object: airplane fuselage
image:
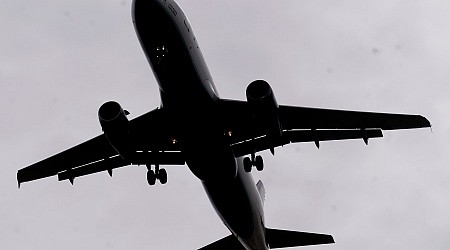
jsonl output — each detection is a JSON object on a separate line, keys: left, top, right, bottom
{"left": 132, "top": 0, "right": 268, "bottom": 249}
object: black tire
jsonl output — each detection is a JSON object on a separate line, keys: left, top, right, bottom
{"left": 147, "top": 170, "right": 156, "bottom": 186}
{"left": 243, "top": 157, "right": 252, "bottom": 172}
{"left": 255, "top": 155, "right": 264, "bottom": 171}
{"left": 159, "top": 168, "right": 168, "bottom": 184}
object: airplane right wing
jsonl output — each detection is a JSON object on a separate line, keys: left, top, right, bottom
{"left": 17, "top": 107, "right": 184, "bottom": 186}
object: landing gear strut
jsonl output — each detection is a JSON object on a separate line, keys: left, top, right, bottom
{"left": 146, "top": 164, "right": 167, "bottom": 185}
{"left": 243, "top": 154, "right": 264, "bottom": 173}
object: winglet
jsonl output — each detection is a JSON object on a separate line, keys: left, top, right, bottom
{"left": 17, "top": 172, "right": 20, "bottom": 189}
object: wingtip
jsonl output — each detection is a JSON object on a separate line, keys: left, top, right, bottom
{"left": 329, "top": 235, "right": 336, "bottom": 243}
{"left": 421, "top": 115, "right": 432, "bottom": 128}
{"left": 17, "top": 171, "right": 22, "bottom": 189}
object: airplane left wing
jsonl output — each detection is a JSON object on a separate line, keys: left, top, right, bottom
{"left": 219, "top": 99, "right": 430, "bottom": 157}
{"left": 278, "top": 105, "right": 431, "bottom": 130}
{"left": 17, "top": 107, "right": 184, "bottom": 186}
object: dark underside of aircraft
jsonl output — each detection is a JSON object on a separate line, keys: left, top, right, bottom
{"left": 17, "top": 0, "right": 431, "bottom": 249}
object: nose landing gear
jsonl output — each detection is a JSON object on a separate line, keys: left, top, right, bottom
{"left": 146, "top": 164, "right": 167, "bottom": 186}
{"left": 243, "top": 154, "right": 264, "bottom": 173}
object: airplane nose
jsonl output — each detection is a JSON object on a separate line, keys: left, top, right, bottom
{"left": 132, "top": 0, "right": 169, "bottom": 27}
{"left": 133, "top": 0, "right": 158, "bottom": 21}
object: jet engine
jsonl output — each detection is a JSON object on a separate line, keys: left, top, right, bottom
{"left": 246, "top": 80, "right": 282, "bottom": 138}
{"left": 98, "top": 101, "right": 132, "bottom": 159}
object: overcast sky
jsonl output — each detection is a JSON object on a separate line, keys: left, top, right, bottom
{"left": 1, "top": 0, "right": 449, "bottom": 249}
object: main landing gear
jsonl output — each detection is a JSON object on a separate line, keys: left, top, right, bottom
{"left": 146, "top": 164, "right": 167, "bottom": 186}
{"left": 243, "top": 154, "right": 264, "bottom": 173}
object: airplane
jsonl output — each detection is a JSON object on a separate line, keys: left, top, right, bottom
{"left": 17, "top": 0, "right": 431, "bottom": 249}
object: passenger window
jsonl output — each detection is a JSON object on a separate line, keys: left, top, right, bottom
{"left": 184, "top": 19, "right": 190, "bottom": 33}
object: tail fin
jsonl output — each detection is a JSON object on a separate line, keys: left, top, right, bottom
{"left": 266, "top": 228, "right": 334, "bottom": 248}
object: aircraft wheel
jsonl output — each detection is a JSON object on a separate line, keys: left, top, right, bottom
{"left": 147, "top": 170, "right": 156, "bottom": 186}
{"left": 255, "top": 155, "right": 264, "bottom": 171}
{"left": 243, "top": 157, "right": 252, "bottom": 172}
{"left": 158, "top": 168, "right": 168, "bottom": 184}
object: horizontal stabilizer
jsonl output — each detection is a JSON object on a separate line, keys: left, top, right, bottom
{"left": 198, "top": 234, "right": 245, "bottom": 250}
{"left": 266, "top": 228, "right": 334, "bottom": 248}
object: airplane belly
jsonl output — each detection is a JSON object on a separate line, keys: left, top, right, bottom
{"left": 203, "top": 157, "right": 267, "bottom": 250}
{"left": 182, "top": 128, "right": 237, "bottom": 182}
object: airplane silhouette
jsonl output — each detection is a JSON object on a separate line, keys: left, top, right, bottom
{"left": 17, "top": 0, "right": 431, "bottom": 249}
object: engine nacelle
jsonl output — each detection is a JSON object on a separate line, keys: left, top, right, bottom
{"left": 246, "top": 80, "right": 282, "bottom": 138}
{"left": 98, "top": 101, "right": 132, "bottom": 160}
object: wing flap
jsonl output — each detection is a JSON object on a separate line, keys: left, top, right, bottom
{"left": 58, "top": 155, "right": 129, "bottom": 181}
{"left": 57, "top": 151, "right": 185, "bottom": 182}
{"left": 232, "top": 129, "right": 382, "bottom": 157}
{"left": 288, "top": 128, "right": 383, "bottom": 143}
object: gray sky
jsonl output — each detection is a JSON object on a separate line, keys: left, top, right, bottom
{"left": 1, "top": 0, "right": 449, "bottom": 249}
